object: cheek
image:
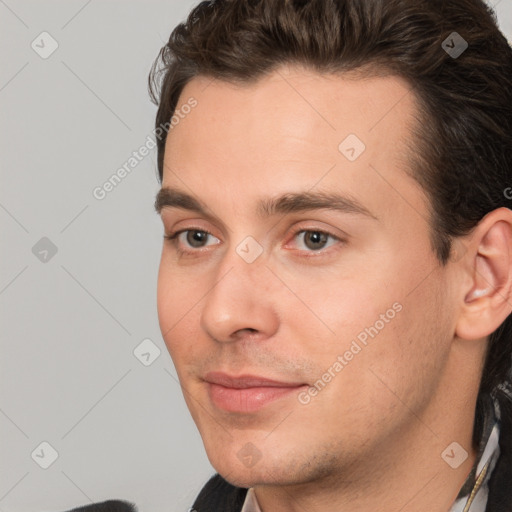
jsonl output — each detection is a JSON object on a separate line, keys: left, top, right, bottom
{"left": 326, "top": 276, "right": 449, "bottom": 422}
{"left": 156, "top": 259, "right": 198, "bottom": 359}
{"left": 289, "top": 254, "right": 449, "bottom": 401}
{"left": 156, "top": 259, "right": 173, "bottom": 338}
{"left": 283, "top": 265, "right": 402, "bottom": 357}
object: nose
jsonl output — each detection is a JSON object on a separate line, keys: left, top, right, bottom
{"left": 200, "top": 245, "right": 280, "bottom": 344}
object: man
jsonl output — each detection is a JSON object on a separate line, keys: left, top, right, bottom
{"left": 64, "top": 0, "right": 512, "bottom": 510}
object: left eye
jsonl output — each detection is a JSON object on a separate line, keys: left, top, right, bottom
{"left": 292, "top": 230, "right": 340, "bottom": 251}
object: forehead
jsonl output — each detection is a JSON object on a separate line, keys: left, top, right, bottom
{"left": 161, "top": 65, "right": 423, "bottom": 218}
{"left": 165, "top": 65, "right": 417, "bottom": 163}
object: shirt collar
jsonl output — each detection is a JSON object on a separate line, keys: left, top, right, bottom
{"left": 240, "top": 394, "right": 501, "bottom": 512}
{"left": 240, "top": 487, "right": 262, "bottom": 512}
{"left": 449, "top": 393, "right": 501, "bottom": 512}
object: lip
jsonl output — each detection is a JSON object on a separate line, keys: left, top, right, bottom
{"left": 204, "top": 371, "right": 306, "bottom": 389}
{"left": 204, "top": 372, "right": 308, "bottom": 413}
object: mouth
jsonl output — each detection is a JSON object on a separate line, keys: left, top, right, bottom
{"left": 204, "top": 371, "right": 309, "bottom": 413}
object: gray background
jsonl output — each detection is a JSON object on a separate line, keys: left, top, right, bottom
{"left": 1, "top": 1, "right": 511, "bottom": 511}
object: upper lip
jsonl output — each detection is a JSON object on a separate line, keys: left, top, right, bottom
{"left": 204, "top": 371, "right": 306, "bottom": 389}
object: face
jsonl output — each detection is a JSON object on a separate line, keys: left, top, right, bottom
{"left": 156, "top": 65, "right": 457, "bottom": 488}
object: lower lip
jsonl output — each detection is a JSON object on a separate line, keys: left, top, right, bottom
{"left": 207, "top": 383, "right": 306, "bottom": 413}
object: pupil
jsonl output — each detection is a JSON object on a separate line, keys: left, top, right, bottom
{"left": 188, "top": 230, "right": 207, "bottom": 247}
{"left": 306, "top": 231, "right": 326, "bottom": 250}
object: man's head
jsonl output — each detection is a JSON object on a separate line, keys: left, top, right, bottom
{"left": 150, "top": 0, "right": 512, "bottom": 493}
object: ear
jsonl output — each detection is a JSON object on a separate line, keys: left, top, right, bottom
{"left": 455, "top": 208, "right": 512, "bottom": 341}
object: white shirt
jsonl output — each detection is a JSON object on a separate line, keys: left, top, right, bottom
{"left": 240, "top": 487, "right": 262, "bottom": 512}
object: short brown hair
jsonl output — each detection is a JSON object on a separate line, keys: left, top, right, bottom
{"left": 148, "top": 0, "right": 512, "bottom": 402}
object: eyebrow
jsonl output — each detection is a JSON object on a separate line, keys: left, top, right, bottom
{"left": 154, "top": 187, "right": 377, "bottom": 220}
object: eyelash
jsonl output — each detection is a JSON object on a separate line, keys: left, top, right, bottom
{"left": 163, "top": 227, "right": 344, "bottom": 258}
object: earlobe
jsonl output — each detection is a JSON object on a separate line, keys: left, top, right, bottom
{"left": 455, "top": 210, "right": 512, "bottom": 341}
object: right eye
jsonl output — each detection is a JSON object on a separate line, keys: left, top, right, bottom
{"left": 164, "top": 228, "right": 221, "bottom": 254}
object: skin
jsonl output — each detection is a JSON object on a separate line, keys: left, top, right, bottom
{"left": 155, "top": 64, "right": 512, "bottom": 511}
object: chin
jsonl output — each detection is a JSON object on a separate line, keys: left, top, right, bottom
{"left": 217, "top": 466, "right": 282, "bottom": 489}
{"left": 221, "top": 472, "right": 263, "bottom": 489}
{"left": 206, "top": 445, "right": 302, "bottom": 489}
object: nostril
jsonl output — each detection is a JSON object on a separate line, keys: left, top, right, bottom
{"left": 235, "top": 327, "right": 258, "bottom": 337}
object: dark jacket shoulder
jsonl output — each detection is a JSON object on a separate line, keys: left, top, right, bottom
{"left": 59, "top": 500, "right": 137, "bottom": 512}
